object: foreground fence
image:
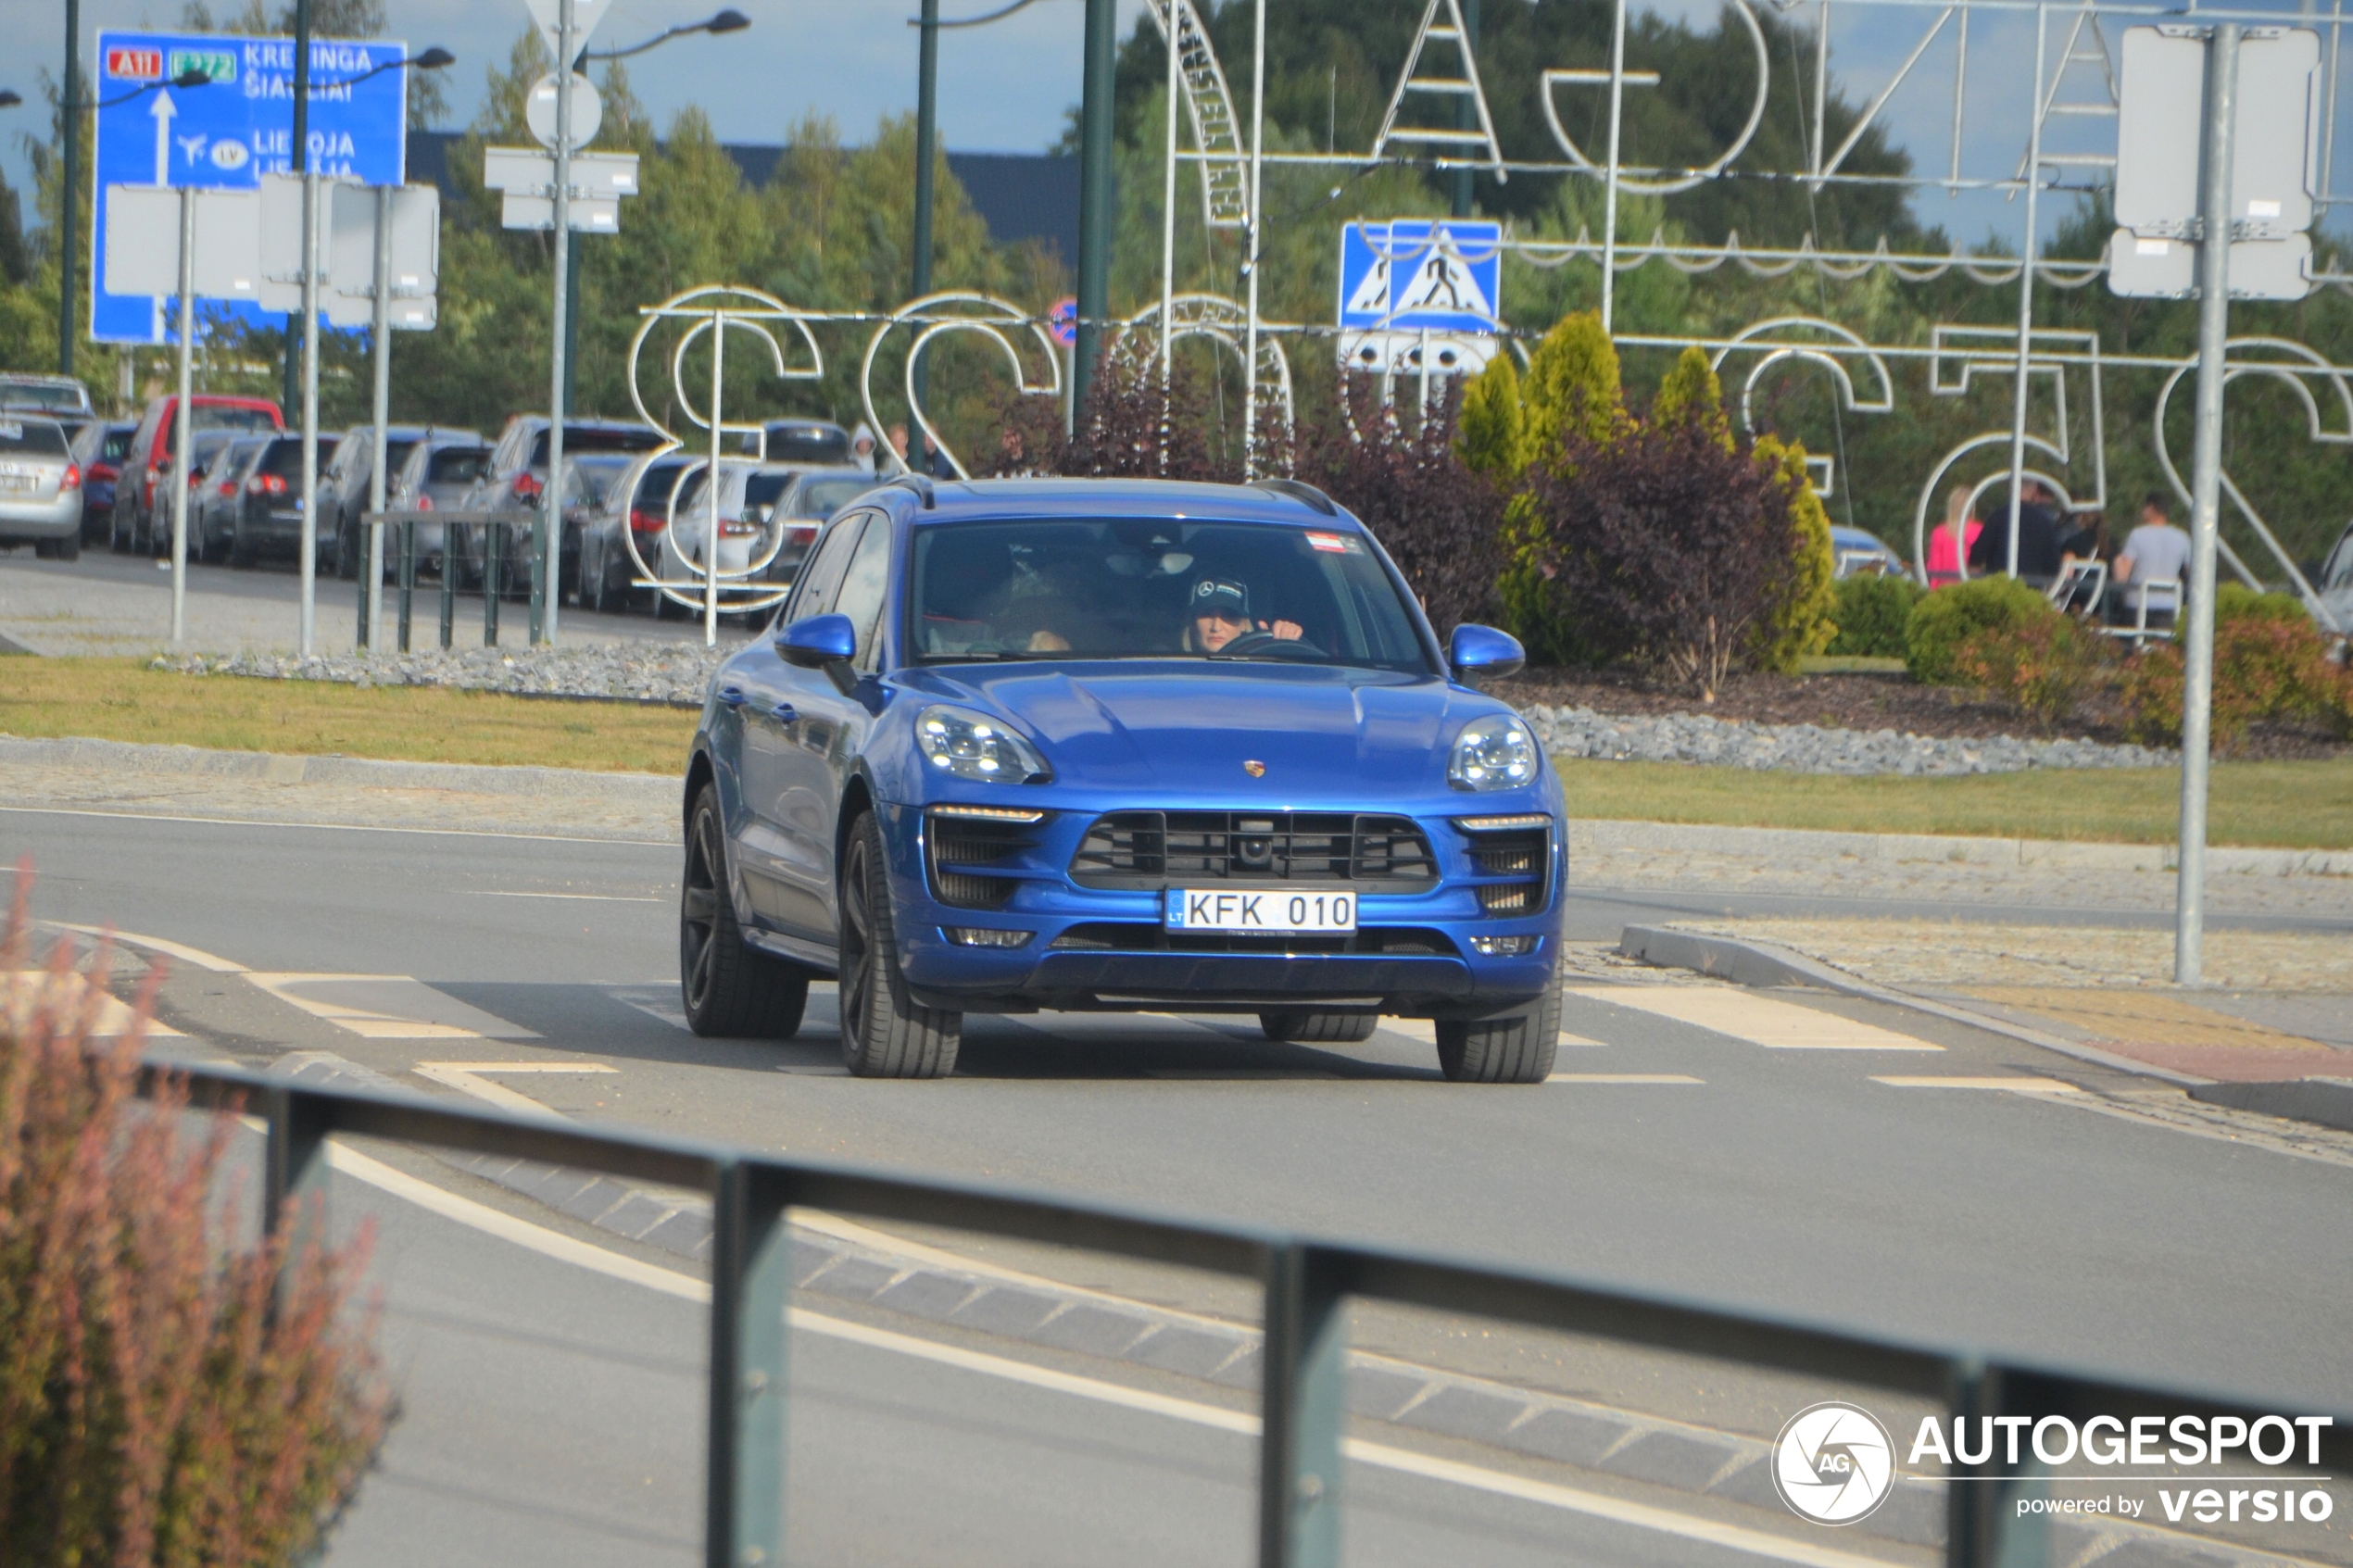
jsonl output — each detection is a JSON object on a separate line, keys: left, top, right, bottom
{"left": 150, "top": 1055, "right": 2349, "bottom": 1568}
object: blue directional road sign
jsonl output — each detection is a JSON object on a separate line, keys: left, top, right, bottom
{"left": 92, "top": 31, "right": 408, "bottom": 345}
{"left": 1337, "top": 220, "right": 1504, "bottom": 332}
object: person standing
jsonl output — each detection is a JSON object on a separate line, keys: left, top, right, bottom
{"left": 1927, "top": 484, "right": 1982, "bottom": 583}
{"left": 886, "top": 423, "right": 911, "bottom": 475}
{"left": 2113, "top": 491, "right": 2195, "bottom": 625}
{"left": 1969, "top": 479, "right": 2064, "bottom": 584}
{"left": 849, "top": 423, "right": 880, "bottom": 474}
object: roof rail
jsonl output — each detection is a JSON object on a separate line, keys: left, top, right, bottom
{"left": 1256, "top": 477, "right": 1337, "bottom": 516}
{"left": 889, "top": 472, "right": 937, "bottom": 509}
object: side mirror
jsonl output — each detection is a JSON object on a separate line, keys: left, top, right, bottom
{"left": 1448, "top": 623, "right": 1525, "bottom": 686}
{"left": 778, "top": 612, "right": 856, "bottom": 669}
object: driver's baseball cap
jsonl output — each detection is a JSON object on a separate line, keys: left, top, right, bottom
{"left": 1192, "top": 578, "right": 1249, "bottom": 619}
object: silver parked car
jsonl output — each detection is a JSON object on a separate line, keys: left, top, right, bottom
{"left": 381, "top": 435, "right": 492, "bottom": 580}
{"left": 326, "top": 424, "right": 472, "bottom": 580}
{"left": 0, "top": 374, "right": 95, "bottom": 423}
{"left": 0, "top": 415, "right": 85, "bottom": 558}
{"left": 574, "top": 451, "right": 695, "bottom": 615}
{"left": 192, "top": 433, "right": 271, "bottom": 563}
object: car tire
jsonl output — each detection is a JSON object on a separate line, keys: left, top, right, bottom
{"left": 33, "top": 539, "right": 55, "bottom": 559}
{"left": 229, "top": 519, "right": 257, "bottom": 569}
{"left": 54, "top": 530, "right": 80, "bottom": 562}
{"left": 680, "top": 784, "right": 810, "bottom": 1039}
{"left": 1433, "top": 964, "right": 1561, "bottom": 1085}
{"left": 1259, "top": 1010, "right": 1378, "bottom": 1044}
{"left": 837, "top": 808, "right": 961, "bottom": 1079}
{"left": 334, "top": 518, "right": 358, "bottom": 580}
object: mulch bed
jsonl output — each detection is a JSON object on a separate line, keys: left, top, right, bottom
{"left": 1490, "top": 666, "right": 2350, "bottom": 761}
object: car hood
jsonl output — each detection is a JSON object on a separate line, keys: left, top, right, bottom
{"left": 906, "top": 662, "right": 1504, "bottom": 799}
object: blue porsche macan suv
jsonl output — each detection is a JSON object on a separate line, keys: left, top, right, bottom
{"left": 679, "top": 476, "right": 1567, "bottom": 1082}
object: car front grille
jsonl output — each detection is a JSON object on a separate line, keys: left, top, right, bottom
{"left": 1048, "top": 923, "right": 1458, "bottom": 957}
{"left": 925, "top": 812, "right": 1041, "bottom": 910}
{"left": 1461, "top": 825, "right": 1550, "bottom": 918}
{"left": 1069, "top": 811, "right": 1438, "bottom": 892}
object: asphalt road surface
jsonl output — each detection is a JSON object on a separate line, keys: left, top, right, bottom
{"left": 8, "top": 805, "right": 2352, "bottom": 1566}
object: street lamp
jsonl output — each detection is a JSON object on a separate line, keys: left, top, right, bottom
{"left": 579, "top": 9, "right": 749, "bottom": 65}
{"left": 319, "top": 46, "right": 457, "bottom": 91}
{"left": 0, "top": 90, "right": 20, "bottom": 109}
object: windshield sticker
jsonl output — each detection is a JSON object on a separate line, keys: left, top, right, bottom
{"left": 1305, "top": 532, "right": 1353, "bottom": 553}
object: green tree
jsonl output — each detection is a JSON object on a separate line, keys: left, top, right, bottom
{"left": 1650, "top": 345, "right": 1731, "bottom": 449}
{"left": 1749, "top": 434, "right": 1839, "bottom": 671}
{"left": 1456, "top": 352, "right": 1533, "bottom": 478}
{"left": 1522, "top": 310, "right": 1625, "bottom": 460}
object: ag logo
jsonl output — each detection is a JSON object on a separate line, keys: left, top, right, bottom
{"left": 1772, "top": 1402, "right": 1896, "bottom": 1524}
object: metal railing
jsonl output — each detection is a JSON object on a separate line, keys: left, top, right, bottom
{"left": 358, "top": 509, "right": 537, "bottom": 651}
{"left": 148, "top": 1055, "right": 2350, "bottom": 1568}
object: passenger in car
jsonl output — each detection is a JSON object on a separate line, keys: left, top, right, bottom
{"left": 1184, "top": 577, "right": 1302, "bottom": 652}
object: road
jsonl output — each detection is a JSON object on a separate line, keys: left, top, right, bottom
{"left": 7, "top": 805, "right": 2352, "bottom": 1566}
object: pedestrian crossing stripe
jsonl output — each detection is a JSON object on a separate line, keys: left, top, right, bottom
{"left": 1566, "top": 986, "right": 1944, "bottom": 1051}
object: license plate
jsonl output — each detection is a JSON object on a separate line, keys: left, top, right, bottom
{"left": 0, "top": 474, "right": 35, "bottom": 494}
{"left": 1165, "top": 888, "right": 1357, "bottom": 934}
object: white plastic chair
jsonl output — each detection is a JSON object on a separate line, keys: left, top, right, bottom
{"left": 2105, "top": 577, "right": 2181, "bottom": 646}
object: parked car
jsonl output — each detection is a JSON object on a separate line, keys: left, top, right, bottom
{"left": 156, "top": 430, "right": 245, "bottom": 559}
{"left": 0, "top": 414, "right": 85, "bottom": 559}
{"left": 113, "top": 394, "right": 283, "bottom": 554}
{"left": 380, "top": 435, "right": 492, "bottom": 580}
{"left": 1831, "top": 526, "right": 1906, "bottom": 579}
{"left": 69, "top": 419, "right": 137, "bottom": 545}
{"left": 760, "top": 469, "right": 882, "bottom": 585}
{"left": 2320, "top": 519, "right": 2353, "bottom": 636}
{"left": 225, "top": 433, "right": 339, "bottom": 567}
{"left": 0, "top": 374, "right": 94, "bottom": 422}
{"left": 459, "top": 416, "right": 664, "bottom": 590}
{"left": 677, "top": 476, "right": 1564, "bottom": 1082}
{"left": 325, "top": 424, "right": 470, "bottom": 579}
{"left": 748, "top": 419, "right": 852, "bottom": 467}
{"left": 192, "top": 434, "right": 271, "bottom": 563}
{"left": 575, "top": 451, "right": 694, "bottom": 614}
{"left": 664, "top": 459, "right": 800, "bottom": 582}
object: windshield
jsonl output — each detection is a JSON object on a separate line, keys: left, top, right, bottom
{"left": 426, "top": 447, "right": 489, "bottom": 484}
{"left": 258, "top": 437, "right": 334, "bottom": 477}
{"left": 795, "top": 475, "right": 871, "bottom": 520}
{"left": 910, "top": 519, "right": 1432, "bottom": 671}
{"left": 0, "top": 419, "right": 69, "bottom": 456}
{"left": 766, "top": 424, "right": 849, "bottom": 465}
{"left": 527, "top": 425, "right": 662, "bottom": 466}
{"left": 0, "top": 382, "right": 90, "bottom": 414}
{"left": 187, "top": 404, "right": 279, "bottom": 433}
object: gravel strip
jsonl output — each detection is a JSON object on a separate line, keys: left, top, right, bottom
{"left": 1522, "top": 703, "right": 2177, "bottom": 775}
{"left": 151, "top": 646, "right": 730, "bottom": 707}
{"left": 150, "top": 649, "right": 2177, "bottom": 774}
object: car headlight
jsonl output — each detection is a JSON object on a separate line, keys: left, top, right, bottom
{"left": 915, "top": 705, "right": 1050, "bottom": 784}
{"left": 1449, "top": 714, "right": 1538, "bottom": 791}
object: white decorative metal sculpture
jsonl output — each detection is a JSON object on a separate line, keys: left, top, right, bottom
{"left": 861, "top": 293, "right": 1063, "bottom": 483}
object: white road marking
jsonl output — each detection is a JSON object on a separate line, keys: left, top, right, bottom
{"left": 1545, "top": 1073, "right": 1705, "bottom": 1085}
{"left": 315, "top": 1142, "right": 1898, "bottom": 1568}
{"left": 3, "top": 971, "right": 183, "bottom": 1035}
{"left": 1870, "top": 1075, "right": 2083, "bottom": 1095}
{"left": 55, "top": 922, "right": 248, "bottom": 972}
{"left": 0, "top": 804, "right": 669, "bottom": 847}
{"left": 245, "top": 972, "right": 539, "bottom": 1040}
{"left": 606, "top": 985, "right": 692, "bottom": 1032}
{"left": 1569, "top": 986, "right": 1944, "bottom": 1051}
{"left": 411, "top": 1060, "right": 617, "bottom": 1120}
{"left": 469, "top": 890, "right": 664, "bottom": 902}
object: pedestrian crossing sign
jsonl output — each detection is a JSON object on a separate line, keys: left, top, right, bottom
{"left": 1337, "top": 220, "right": 1504, "bottom": 333}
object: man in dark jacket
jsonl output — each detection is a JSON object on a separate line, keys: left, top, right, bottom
{"left": 1969, "top": 479, "right": 2065, "bottom": 584}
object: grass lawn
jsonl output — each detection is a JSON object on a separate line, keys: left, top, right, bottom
{"left": 0, "top": 659, "right": 698, "bottom": 774}
{"left": 1555, "top": 756, "right": 2353, "bottom": 849}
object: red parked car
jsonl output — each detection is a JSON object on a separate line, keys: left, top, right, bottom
{"left": 112, "top": 394, "right": 283, "bottom": 556}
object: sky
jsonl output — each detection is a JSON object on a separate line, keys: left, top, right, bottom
{"left": 7, "top": 0, "right": 2348, "bottom": 266}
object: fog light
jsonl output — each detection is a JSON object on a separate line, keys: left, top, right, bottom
{"left": 1469, "top": 935, "right": 1538, "bottom": 957}
{"left": 945, "top": 927, "right": 1033, "bottom": 948}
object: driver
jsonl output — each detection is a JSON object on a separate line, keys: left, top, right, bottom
{"left": 1186, "top": 578, "right": 1301, "bottom": 653}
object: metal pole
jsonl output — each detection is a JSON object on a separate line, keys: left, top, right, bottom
{"left": 61, "top": 0, "right": 81, "bottom": 378}
{"left": 1160, "top": 1, "right": 1180, "bottom": 383}
{"left": 2003, "top": 3, "right": 2048, "bottom": 581}
{"left": 911, "top": 0, "right": 939, "bottom": 420}
{"left": 544, "top": 0, "right": 575, "bottom": 647}
{"left": 367, "top": 184, "right": 392, "bottom": 652}
{"left": 2326, "top": 0, "right": 2345, "bottom": 203}
{"left": 170, "top": 186, "right": 193, "bottom": 647}
{"left": 2177, "top": 22, "right": 2239, "bottom": 988}
{"left": 1241, "top": 0, "right": 1267, "bottom": 479}
{"left": 298, "top": 169, "right": 321, "bottom": 658}
{"left": 1074, "top": 0, "right": 1116, "bottom": 420}
{"left": 1453, "top": 0, "right": 1480, "bottom": 217}
{"left": 706, "top": 311, "right": 724, "bottom": 648}
{"left": 563, "top": 233, "right": 582, "bottom": 412}
{"left": 1599, "top": 0, "right": 1629, "bottom": 331}
{"left": 284, "top": 0, "right": 311, "bottom": 418}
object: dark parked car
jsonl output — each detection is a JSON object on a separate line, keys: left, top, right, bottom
{"left": 189, "top": 433, "right": 266, "bottom": 562}
{"left": 748, "top": 419, "right": 851, "bottom": 468}
{"left": 760, "top": 469, "right": 880, "bottom": 585}
{"left": 225, "top": 433, "right": 339, "bottom": 567}
{"left": 575, "top": 451, "right": 693, "bottom": 615}
{"left": 69, "top": 420, "right": 137, "bottom": 545}
{"left": 326, "top": 424, "right": 472, "bottom": 579}
{"left": 677, "top": 476, "right": 1562, "bottom": 1082}
{"left": 459, "top": 416, "right": 664, "bottom": 591}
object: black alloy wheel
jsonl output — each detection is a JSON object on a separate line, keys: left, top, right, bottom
{"left": 837, "top": 810, "right": 962, "bottom": 1078}
{"left": 680, "top": 784, "right": 808, "bottom": 1038}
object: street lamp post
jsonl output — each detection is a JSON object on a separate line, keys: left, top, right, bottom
{"left": 1076, "top": 0, "right": 1116, "bottom": 422}
{"left": 284, "top": 0, "right": 311, "bottom": 420}
{"left": 61, "top": 0, "right": 81, "bottom": 378}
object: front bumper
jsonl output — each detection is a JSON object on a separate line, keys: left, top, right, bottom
{"left": 868, "top": 799, "right": 1564, "bottom": 1018}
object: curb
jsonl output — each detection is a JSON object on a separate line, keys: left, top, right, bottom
{"left": 2189, "top": 1076, "right": 2353, "bottom": 1134}
{"left": 1615, "top": 923, "right": 2214, "bottom": 1088}
{"left": 1569, "top": 819, "right": 2353, "bottom": 880}
{"left": 0, "top": 734, "right": 680, "bottom": 805}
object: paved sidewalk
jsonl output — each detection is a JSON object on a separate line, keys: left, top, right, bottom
{"left": 1659, "top": 915, "right": 2353, "bottom": 1084}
